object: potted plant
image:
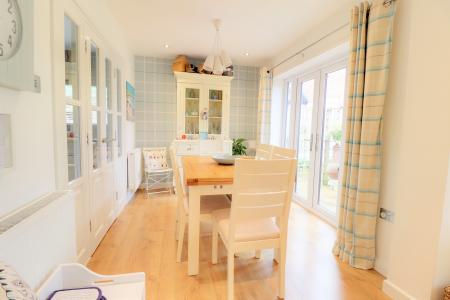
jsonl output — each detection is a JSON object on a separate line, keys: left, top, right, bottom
{"left": 232, "top": 138, "right": 247, "bottom": 156}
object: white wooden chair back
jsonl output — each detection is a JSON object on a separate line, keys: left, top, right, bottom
{"left": 228, "top": 158, "right": 297, "bottom": 242}
{"left": 255, "top": 144, "right": 273, "bottom": 160}
{"left": 271, "top": 145, "right": 296, "bottom": 159}
{"left": 169, "top": 147, "right": 184, "bottom": 208}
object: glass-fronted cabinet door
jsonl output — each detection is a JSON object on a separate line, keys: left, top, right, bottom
{"left": 208, "top": 88, "right": 223, "bottom": 135}
{"left": 184, "top": 87, "right": 200, "bottom": 135}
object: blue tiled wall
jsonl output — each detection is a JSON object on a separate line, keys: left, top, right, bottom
{"left": 134, "top": 56, "right": 259, "bottom": 148}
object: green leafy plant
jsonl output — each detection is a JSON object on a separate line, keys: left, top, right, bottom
{"left": 232, "top": 138, "right": 247, "bottom": 156}
{"left": 329, "top": 129, "right": 342, "bottom": 142}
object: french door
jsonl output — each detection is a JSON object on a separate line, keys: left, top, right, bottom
{"left": 55, "top": 0, "right": 123, "bottom": 262}
{"left": 286, "top": 60, "right": 347, "bottom": 223}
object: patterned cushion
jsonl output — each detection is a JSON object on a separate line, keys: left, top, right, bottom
{"left": 0, "top": 262, "right": 37, "bottom": 300}
{"left": 143, "top": 148, "right": 169, "bottom": 172}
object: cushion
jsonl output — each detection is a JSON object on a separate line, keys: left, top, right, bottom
{"left": 143, "top": 148, "right": 169, "bottom": 171}
{"left": 212, "top": 209, "right": 280, "bottom": 242}
{"left": 0, "top": 261, "right": 37, "bottom": 300}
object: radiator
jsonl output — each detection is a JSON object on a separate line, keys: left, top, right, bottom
{"left": 0, "top": 191, "right": 76, "bottom": 290}
{"left": 127, "top": 148, "right": 143, "bottom": 193}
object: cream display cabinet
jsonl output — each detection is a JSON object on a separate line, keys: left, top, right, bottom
{"left": 174, "top": 71, "right": 233, "bottom": 140}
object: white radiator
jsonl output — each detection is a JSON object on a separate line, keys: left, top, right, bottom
{"left": 0, "top": 191, "right": 76, "bottom": 290}
{"left": 127, "top": 148, "right": 143, "bottom": 193}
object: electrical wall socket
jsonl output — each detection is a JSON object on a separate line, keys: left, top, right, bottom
{"left": 379, "top": 207, "right": 395, "bottom": 223}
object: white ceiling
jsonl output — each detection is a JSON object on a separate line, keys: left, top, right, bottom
{"left": 106, "top": 0, "right": 350, "bottom": 66}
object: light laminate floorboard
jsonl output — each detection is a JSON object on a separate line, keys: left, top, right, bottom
{"left": 88, "top": 191, "right": 390, "bottom": 300}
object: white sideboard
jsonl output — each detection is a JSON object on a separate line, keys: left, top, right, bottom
{"left": 171, "top": 139, "right": 232, "bottom": 156}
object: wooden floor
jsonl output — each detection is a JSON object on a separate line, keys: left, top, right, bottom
{"left": 88, "top": 191, "right": 390, "bottom": 300}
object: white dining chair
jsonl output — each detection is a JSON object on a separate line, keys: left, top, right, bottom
{"left": 169, "top": 147, "right": 231, "bottom": 262}
{"left": 255, "top": 143, "right": 273, "bottom": 159}
{"left": 271, "top": 145, "right": 296, "bottom": 159}
{"left": 211, "top": 158, "right": 297, "bottom": 300}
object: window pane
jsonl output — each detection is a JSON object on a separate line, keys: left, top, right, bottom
{"left": 106, "top": 112, "right": 113, "bottom": 162}
{"left": 295, "top": 79, "right": 315, "bottom": 201}
{"left": 284, "top": 81, "right": 293, "bottom": 147}
{"left": 117, "top": 115, "right": 122, "bottom": 157}
{"left": 116, "top": 69, "right": 122, "bottom": 112}
{"left": 92, "top": 111, "right": 101, "bottom": 169}
{"left": 318, "top": 68, "right": 347, "bottom": 214}
{"left": 66, "top": 105, "right": 81, "bottom": 181}
{"left": 90, "top": 42, "right": 99, "bottom": 106}
{"left": 64, "top": 16, "right": 79, "bottom": 100}
{"left": 105, "top": 58, "right": 112, "bottom": 111}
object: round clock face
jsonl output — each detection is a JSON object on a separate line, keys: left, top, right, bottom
{"left": 0, "top": 0, "right": 22, "bottom": 61}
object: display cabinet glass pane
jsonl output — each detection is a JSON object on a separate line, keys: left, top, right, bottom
{"left": 64, "top": 16, "right": 79, "bottom": 100}
{"left": 117, "top": 115, "right": 122, "bottom": 157}
{"left": 106, "top": 112, "right": 113, "bottom": 162}
{"left": 66, "top": 105, "right": 81, "bottom": 181}
{"left": 92, "top": 110, "right": 101, "bottom": 169}
{"left": 185, "top": 88, "right": 199, "bottom": 134}
{"left": 90, "top": 42, "right": 99, "bottom": 107}
{"left": 105, "top": 58, "right": 112, "bottom": 111}
{"left": 116, "top": 69, "right": 122, "bottom": 112}
{"left": 208, "top": 89, "right": 223, "bottom": 134}
{"left": 208, "top": 118, "right": 221, "bottom": 134}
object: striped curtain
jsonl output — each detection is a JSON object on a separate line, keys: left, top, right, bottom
{"left": 257, "top": 68, "right": 272, "bottom": 144}
{"left": 333, "top": 0, "right": 396, "bottom": 269}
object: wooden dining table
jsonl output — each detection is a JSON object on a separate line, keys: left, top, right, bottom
{"left": 182, "top": 156, "right": 235, "bottom": 276}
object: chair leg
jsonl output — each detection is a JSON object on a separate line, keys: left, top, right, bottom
{"left": 175, "top": 205, "right": 180, "bottom": 241}
{"left": 176, "top": 213, "right": 186, "bottom": 263}
{"left": 255, "top": 250, "right": 261, "bottom": 259}
{"left": 227, "top": 250, "right": 235, "bottom": 300}
{"left": 278, "top": 246, "right": 286, "bottom": 299}
{"left": 212, "top": 222, "right": 218, "bottom": 264}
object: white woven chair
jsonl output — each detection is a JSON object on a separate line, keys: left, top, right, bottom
{"left": 211, "top": 158, "right": 297, "bottom": 300}
{"left": 142, "top": 147, "right": 173, "bottom": 196}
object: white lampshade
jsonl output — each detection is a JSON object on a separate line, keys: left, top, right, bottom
{"left": 212, "top": 56, "right": 224, "bottom": 75}
{"left": 220, "top": 50, "right": 232, "bottom": 68}
{"left": 203, "top": 54, "right": 215, "bottom": 72}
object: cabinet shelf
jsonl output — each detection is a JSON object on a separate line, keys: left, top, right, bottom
{"left": 209, "top": 116, "right": 222, "bottom": 119}
{"left": 185, "top": 115, "right": 199, "bottom": 118}
{"left": 186, "top": 98, "right": 199, "bottom": 101}
{"left": 209, "top": 99, "right": 222, "bottom": 102}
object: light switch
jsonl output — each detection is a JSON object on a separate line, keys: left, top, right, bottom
{"left": 0, "top": 114, "right": 13, "bottom": 168}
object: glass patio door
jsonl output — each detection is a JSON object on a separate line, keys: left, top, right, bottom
{"left": 290, "top": 60, "right": 347, "bottom": 222}
{"left": 315, "top": 66, "right": 347, "bottom": 216}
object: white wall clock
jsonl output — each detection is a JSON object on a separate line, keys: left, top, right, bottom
{"left": 0, "top": 0, "right": 23, "bottom": 61}
{"left": 0, "top": 0, "right": 33, "bottom": 91}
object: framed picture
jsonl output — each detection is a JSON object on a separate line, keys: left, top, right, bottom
{"left": 126, "top": 81, "right": 136, "bottom": 121}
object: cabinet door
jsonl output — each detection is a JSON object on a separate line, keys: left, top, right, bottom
{"left": 206, "top": 87, "right": 226, "bottom": 136}
{"left": 182, "top": 85, "right": 201, "bottom": 135}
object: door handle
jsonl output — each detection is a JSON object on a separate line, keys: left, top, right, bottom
{"left": 309, "top": 134, "right": 313, "bottom": 152}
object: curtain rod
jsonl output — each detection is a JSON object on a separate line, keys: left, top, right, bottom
{"left": 268, "top": 0, "right": 396, "bottom": 73}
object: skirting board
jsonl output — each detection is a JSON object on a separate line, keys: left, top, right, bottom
{"left": 383, "top": 280, "right": 416, "bottom": 300}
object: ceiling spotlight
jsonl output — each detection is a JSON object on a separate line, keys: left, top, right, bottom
{"left": 244, "top": 52, "right": 249, "bottom": 56}
{"left": 164, "top": 44, "right": 169, "bottom": 48}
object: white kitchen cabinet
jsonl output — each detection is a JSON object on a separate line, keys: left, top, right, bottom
{"left": 174, "top": 72, "right": 233, "bottom": 140}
